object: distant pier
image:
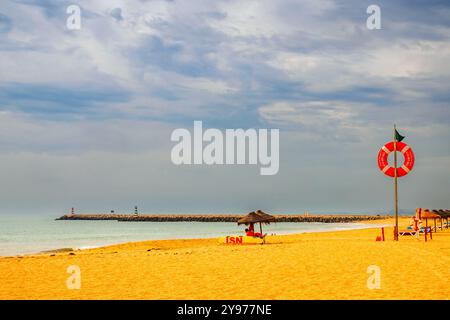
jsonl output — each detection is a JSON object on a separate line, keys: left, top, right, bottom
{"left": 56, "top": 214, "right": 387, "bottom": 223}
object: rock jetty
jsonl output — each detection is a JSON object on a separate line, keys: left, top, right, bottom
{"left": 56, "top": 214, "right": 386, "bottom": 223}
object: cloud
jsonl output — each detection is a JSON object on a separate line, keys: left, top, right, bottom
{"left": 0, "top": 12, "right": 12, "bottom": 32}
{"left": 2, "top": 0, "right": 449, "bottom": 123}
{"left": 0, "top": 82, "right": 131, "bottom": 118}
{"left": 0, "top": 0, "right": 449, "bottom": 213}
{"left": 110, "top": 7, "right": 123, "bottom": 22}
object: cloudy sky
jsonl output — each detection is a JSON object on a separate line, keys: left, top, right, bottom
{"left": 0, "top": 0, "right": 449, "bottom": 215}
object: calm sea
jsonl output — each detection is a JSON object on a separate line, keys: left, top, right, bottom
{"left": 0, "top": 214, "right": 372, "bottom": 256}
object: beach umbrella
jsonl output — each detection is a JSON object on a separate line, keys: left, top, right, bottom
{"left": 432, "top": 210, "right": 445, "bottom": 231}
{"left": 255, "top": 210, "right": 276, "bottom": 222}
{"left": 437, "top": 210, "right": 449, "bottom": 229}
{"left": 421, "top": 209, "right": 441, "bottom": 231}
{"left": 436, "top": 210, "right": 450, "bottom": 229}
{"left": 237, "top": 210, "right": 276, "bottom": 237}
{"left": 446, "top": 210, "right": 450, "bottom": 229}
{"left": 255, "top": 210, "right": 276, "bottom": 235}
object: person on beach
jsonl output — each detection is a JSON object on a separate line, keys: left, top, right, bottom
{"left": 245, "top": 223, "right": 257, "bottom": 236}
{"left": 245, "top": 223, "right": 263, "bottom": 238}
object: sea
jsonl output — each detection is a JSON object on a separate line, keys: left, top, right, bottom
{"left": 0, "top": 214, "right": 375, "bottom": 256}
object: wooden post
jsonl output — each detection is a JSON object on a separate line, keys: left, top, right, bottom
{"left": 393, "top": 125, "right": 399, "bottom": 241}
{"left": 424, "top": 228, "right": 427, "bottom": 242}
{"left": 381, "top": 227, "right": 385, "bottom": 241}
{"left": 259, "top": 222, "right": 265, "bottom": 244}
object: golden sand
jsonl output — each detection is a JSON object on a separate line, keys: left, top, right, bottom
{"left": 0, "top": 218, "right": 449, "bottom": 300}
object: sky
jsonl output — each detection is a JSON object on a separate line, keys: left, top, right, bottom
{"left": 0, "top": 0, "right": 449, "bottom": 215}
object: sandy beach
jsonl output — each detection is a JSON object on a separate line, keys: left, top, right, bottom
{"left": 0, "top": 218, "right": 449, "bottom": 300}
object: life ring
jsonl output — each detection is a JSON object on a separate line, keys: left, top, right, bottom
{"left": 377, "top": 141, "right": 414, "bottom": 177}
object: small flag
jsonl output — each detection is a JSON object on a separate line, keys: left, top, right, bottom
{"left": 395, "top": 128, "right": 405, "bottom": 142}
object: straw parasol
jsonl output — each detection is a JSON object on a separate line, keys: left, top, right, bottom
{"left": 421, "top": 209, "right": 441, "bottom": 231}
{"left": 432, "top": 209, "right": 446, "bottom": 231}
{"left": 255, "top": 210, "right": 276, "bottom": 223}
{"left": 437, "top": 210, "right": 450, "bottom": 229}
{"left": 237, "top": 210, "right": 276, "bottom": 237}
{"left": 445, "top": 210, "right": 450, "bottom": 229}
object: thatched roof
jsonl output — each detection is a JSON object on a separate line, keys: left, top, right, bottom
{"left": 237, "top": 210, "right": 276, "bottom": 225}
{"left": 255, "top": 210, "right": 276, "bottom": 221}
{"left": 421, "top": 209, "right": 441, "bottom": 219}
{"left": 435, "top": 209, "right": 450, "bottom": 217}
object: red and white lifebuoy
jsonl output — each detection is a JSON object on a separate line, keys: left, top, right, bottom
{"left": 377, "top": 141, "right": 415, "bottom": 177}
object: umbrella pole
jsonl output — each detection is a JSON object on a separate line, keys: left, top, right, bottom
{"left": 260, "top": 222, "right": 265, "bottom": 244}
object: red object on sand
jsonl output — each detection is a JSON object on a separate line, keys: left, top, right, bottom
{"left": 377, "top": 141, "right": 415, "bottom": 177}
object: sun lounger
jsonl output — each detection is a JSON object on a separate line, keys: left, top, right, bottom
{"left": 399, "top": 229, "right": 418, "bottom": 237}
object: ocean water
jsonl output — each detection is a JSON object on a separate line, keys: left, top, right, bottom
{"left": 0, "top": 214, "right": 372, "bottom": 256}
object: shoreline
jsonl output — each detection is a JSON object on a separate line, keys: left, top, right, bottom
{"left": 2, "top": 219, "right": 392, "bottom": 258}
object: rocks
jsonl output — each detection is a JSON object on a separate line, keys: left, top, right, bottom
{"left": 56, "top": 214, "right": 387, "bottom": 223}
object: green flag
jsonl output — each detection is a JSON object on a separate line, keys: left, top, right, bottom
{"left": 395, "top": 128, "right": 405, "bottom": 142}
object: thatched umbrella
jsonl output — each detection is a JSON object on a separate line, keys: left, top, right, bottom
{"left": 445, "top": 210, "right": 450, "bottom": 229}
{"left": 237, "top": 210, "right": 276, "bottom": 237}
{"left": 432, "top": 209, "right": 445, "bottom": 231}
{"left": 255, "top": 210, "right": 276, "bottom": 222}
{"left": 421, "top": 209, "right": 441, "bottom": 231}
{"left": 436, "top": 210, "right": 450, "bottom": 229}
{"left": 433, "top": 209, "right": 448, "bottom": 230}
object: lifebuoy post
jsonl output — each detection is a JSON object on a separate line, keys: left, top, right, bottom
{"left": 393, "top": 125, "right": 399, "bottom": 241}
{"left": 377, "top": 125, "right": 414, "bottom": 241}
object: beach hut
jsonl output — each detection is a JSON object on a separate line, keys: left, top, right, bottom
{"left": 237, "top": 210, "right": 276, "bottom": 237}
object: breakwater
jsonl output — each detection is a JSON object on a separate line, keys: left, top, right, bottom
{"left": 56, "top": 214, "right": 387, "bottom": 223}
